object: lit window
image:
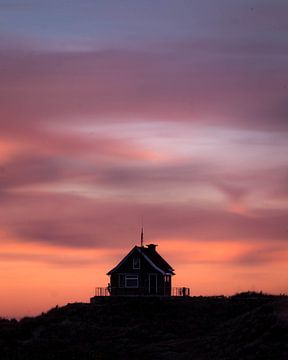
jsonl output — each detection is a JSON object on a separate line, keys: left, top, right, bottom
{"left": 125, "top": 275, "right": 139, "bottom": 288}
{"left": 133, "top": 257, "right": 140, "bottom": 269}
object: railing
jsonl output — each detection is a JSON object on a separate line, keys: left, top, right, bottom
{"left": 94, "top": 286, "right": 190, "bottom": 297}
{"left": 95, "top": 287, "right": 110, "bottom": 296}
{"left": 172, "top": 287, "right": 190, "bottom": 296}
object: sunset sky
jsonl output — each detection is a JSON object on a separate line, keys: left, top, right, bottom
{"left": 0, "top": 0, "right": 288, "bottom": 318}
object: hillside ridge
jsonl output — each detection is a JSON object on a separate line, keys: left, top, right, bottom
{"left": 1, "top": 295, "right": 287, "bottom": 360}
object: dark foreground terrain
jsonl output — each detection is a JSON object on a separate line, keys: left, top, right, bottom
{"left": 1, "top": 293, "right": 288, "bottom": 360}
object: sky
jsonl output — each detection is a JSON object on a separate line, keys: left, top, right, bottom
{"left": 0, "top": 0, "right": 288, "bottom": 318}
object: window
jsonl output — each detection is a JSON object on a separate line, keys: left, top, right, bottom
{"left": 125, "top": 275, "right": 139, "bottom": 288}
{"left": 133, "top": 257, "right": 140, "bottom": 269}
{"left": 118, "top": 274, "right": 125, "bottom": 288}
{"left": 164, "top": 275, "right": 170, "bottom": 283}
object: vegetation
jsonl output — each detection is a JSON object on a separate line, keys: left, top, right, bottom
{"left": 0, "top": 294, "right": 287, "bottom": 359}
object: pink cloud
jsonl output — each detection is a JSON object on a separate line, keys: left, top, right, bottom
{"left": 0, "top": 191, "right": 287, "bottom": 249}
{"left": 1, "top": 42, "right": 288, "bottom": 134}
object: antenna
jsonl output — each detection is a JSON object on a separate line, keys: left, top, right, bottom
{"left": 140, "top": 216, "right": 144, "bottom": 247}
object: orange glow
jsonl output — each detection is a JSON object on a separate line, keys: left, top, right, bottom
{"left": 229, "top": 201, "right": 248, "bottom": 216}
{"left": 0, "top": 230, "right": 115, "bottom": 318}
{"left": 1, "top": 231, "right": 287, "bottom": 318}
{"left": 0, "top": 139, "right": 20, "bottom": 163}
{"left": 148, "top": 239, "right": 288, "bottom": 296}
{"left": 157, "top": 239, "right": 257, "bottom": 263}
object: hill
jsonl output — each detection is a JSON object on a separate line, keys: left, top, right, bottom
{"left": 1, "top": 295, "right": 288, "bottom": 359}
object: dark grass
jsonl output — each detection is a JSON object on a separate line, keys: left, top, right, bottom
{"left": 0, "top": 293, "right": 287, "bottom": 360}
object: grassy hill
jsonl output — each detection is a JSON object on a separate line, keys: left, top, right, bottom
{"left": 1, "top": 294, "right": 287, "bottom": 359}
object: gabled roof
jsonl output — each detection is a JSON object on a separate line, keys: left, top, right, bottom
{"left": 107, "top": 246, "right": 138, "bottom": 275}
{"left": 107, "top": 245, "right": 175, "bottom": 275}
{"left": 140, "top": 246, "right": 175, "bottom": 274}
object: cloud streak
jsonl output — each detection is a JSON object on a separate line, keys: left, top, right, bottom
{"left": 1, "top": 39, "right": 288, "bottom": 133}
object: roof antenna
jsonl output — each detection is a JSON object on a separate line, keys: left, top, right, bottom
{"left": 141, "top": 216, "right": 144, "bottom": 247}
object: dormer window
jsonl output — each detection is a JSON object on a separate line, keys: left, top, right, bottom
{"left": 133, "top": 257, "right": 140, "bottom": 269}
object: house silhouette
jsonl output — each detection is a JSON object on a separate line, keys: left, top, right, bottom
{"left": 107, "top": 243, "right": 175, "bottom": 296}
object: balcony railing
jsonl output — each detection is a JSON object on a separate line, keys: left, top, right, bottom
{"left": 94, "top": 286, "right": 190, "bottom": 297}
{"left": 172, "top": 287, "right": 190, "bottom": 297}
{"left": 95, "top": 287, "right": 110, "bottom": 296}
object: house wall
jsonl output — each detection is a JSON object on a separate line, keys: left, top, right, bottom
{"left": 109, "top": 250, "right": 172, "bottom": 296}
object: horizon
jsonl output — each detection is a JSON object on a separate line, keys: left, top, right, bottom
{"left": 0, "top": 0, "right": 288, "bottom": 318}
{"left": 5, "top": 289, "right": 287, "bottom": 321}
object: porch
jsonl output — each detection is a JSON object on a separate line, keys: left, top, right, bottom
{"left": 93, "top": 286, "right": 190, "bottom": 297}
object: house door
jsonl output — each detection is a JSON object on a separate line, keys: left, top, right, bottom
{"left": 149, "top": 274, "right": 158, "bottom": 295}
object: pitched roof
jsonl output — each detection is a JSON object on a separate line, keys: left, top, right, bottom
{"left": 139, "top": 246, "right": 175, "bottom": 274}
{"left": 107, "top": 245, "right": 175, "bottom": 275}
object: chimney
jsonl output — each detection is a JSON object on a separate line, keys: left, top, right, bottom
{"left": 147, "top": 244, "right": 157, "bottom": 252}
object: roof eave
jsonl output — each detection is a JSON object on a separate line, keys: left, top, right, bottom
{"left": 138, "top": 248, "right": 168, "bottom": 275}
{"left": 106, "top": 246, "right": 139, "bottom": 275}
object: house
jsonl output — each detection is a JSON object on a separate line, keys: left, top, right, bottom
{"left": 107, "top": 243, "right": 175, "bottom": 296}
